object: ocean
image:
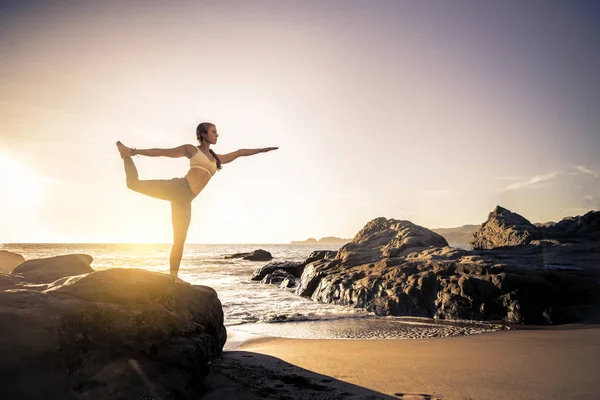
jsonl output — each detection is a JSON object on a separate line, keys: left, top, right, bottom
{"left": 2, "top": 243, "right": 504, "bottom": 340}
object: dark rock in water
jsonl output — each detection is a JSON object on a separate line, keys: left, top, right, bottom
{"left": 280, "top": 276, "right": 296, "bottom": 289}
{"left": 470, "top": 206, "right": 541, "bottom": 249}
{"left": 294, "top": 212, "right": 600, "bottom": 325}
{"left": 224, "top": 249, "right": 273, "bottom": 261}
{"left": 11, "top": 254, "right": 94, "bottom": 283}
{"left": 261, "top": 269, "right": 294, "bottom": 285}
{"left": 251, "top": 261, "right": 305, "bottom": 280}
{"left": 0, "top": 267, "right": 227, "bottom": 399}
{"left": 305, "top": 250, "right": 337, "bottom": 264}
{"left": 0, "top": 250, "right": 24, "bottom": 273}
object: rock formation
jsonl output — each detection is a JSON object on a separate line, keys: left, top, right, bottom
{"left": 1, "top": 254, "right": 227, "bottom": 399}
{"left": 0, "top": 250, "right": 24, "bottom": 273}
{"left": 289, "top": 209, "right": 600, "bottom": 325}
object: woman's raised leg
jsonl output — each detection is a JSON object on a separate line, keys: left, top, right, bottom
{"left": 121, "top": 156, "right": 178, "bottom": 202}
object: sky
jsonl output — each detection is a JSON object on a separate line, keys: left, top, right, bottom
{"left": 1, "top": 0, "right": 599, "bottom": 244}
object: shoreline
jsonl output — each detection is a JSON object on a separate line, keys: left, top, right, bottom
{"left": 206, "top": 322, "right": 600, "bottom": 400}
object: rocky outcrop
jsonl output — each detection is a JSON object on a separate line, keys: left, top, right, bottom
{"left": 12, "top": 254, "right": 94, "bottom": 283}
{"left": 0, "top": 250, "right": 24, "bottom": 273}
{"left": 224, "top": 249, "right": 272, "bottom": 261}
{"left": 470, "top": 206, "right": 600, "bottom": 249}
{"left": 335, "top": 217, "right": 448, "bottom": 265}
{"left": 470, "top": 206, "right": 541, "bottom": 249}
{"left": 1, "top": 256, "right": 227, "bottom": 399}
{"left": 292, "top": 211, "right": 600, "bottom": 325}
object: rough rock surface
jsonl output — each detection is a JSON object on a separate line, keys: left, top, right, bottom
{"left": 0, "top": 250, "right": 25, "bottom": 273}
{"left": 470, "top": 206, "right": 541, "bottom": 249}
{"left": 470, "top": 206, "right": 600, "bottom": 249}
{"left": 260, "top": 269, "right": 295, "bottom": 285}
{"left": 12, "top": 254, "right": 94, "bottom": 283}
{"left": 293, "top": 211, "right": 600, "bottom": 325}
{"left": 335, "top": 217, "right": 448, "bottom": 265}
{"left": 251, "top": 251, "right": 338, "bottom": 283}
{"left": 251, "top": 261, "right": 305, "bottom": 281}
{"left": 1, "top": 257, "right": 227, "bottom": 400}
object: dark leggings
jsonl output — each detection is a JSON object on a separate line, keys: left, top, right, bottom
{"left": 122, "top": 157, "right": 197, "bottom": 276}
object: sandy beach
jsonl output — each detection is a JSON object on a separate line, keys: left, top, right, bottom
{"left": 203, "top": 325, "right": 600, "bottom": 400}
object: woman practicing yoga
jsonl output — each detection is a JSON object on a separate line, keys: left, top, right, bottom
{"left": 116, "top": 122, "right": 278, "bottom": 284}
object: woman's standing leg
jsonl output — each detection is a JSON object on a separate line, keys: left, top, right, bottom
{"left": 170, "top": 200, "right": 192, "bottom": 280}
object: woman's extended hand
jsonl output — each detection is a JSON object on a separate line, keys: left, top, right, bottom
{"left": 261, "top": 147, "right": 279, "bottom": 152}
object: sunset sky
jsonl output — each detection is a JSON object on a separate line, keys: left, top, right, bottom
{"left": 1, "top": 1, "right": 599, "bottom": 244}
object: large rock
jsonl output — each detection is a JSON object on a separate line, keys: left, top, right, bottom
{"left": 293, "top": 213, "right": 600, "bottom": 325}
{"left": 470, "top": 206, "right": 600, "bottom": 249}
{"left": 336, "top": 217, "right": 448, "bottom": 266}
{"left": 0, "top": 267, "right": 226, "bottom": 399}
{"left": 470, "top": 206, "right": 541, "bottom": 249}
{"left": 544, "top": 210, "right": 600, "bottom": 238}
{"left": 12, "top": 254, "right": 94, "bottom": 283}
{"left": 0, "top": 250, "right": 24, "bottom": 273}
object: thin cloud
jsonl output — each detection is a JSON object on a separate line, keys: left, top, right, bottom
{"left": 574, "top": 165, "right": 599, "bottom": 178}
{"left": 503, "top": 172, "right": 558, "bottom": 191}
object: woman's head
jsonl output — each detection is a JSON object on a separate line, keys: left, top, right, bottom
{"left": 196, "top": 122, "right": 222, "bottom": 171}
{"left": 196, "top": 122, "right": 218, "bottom": 145}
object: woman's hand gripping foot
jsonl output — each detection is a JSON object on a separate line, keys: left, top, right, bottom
{"left": 116, "top": 141, "right": 133, "bottom": 159}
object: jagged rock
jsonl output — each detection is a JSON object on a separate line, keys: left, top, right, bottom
{"left": 294, "top": 213, "right": 600, "bottom": 325}
{"left": 251, "top": 261, "right": 305, "bottom": 281}
{"left": 470, "top": 207, "right": 600, "bottom": 250}
{"left": 544, "top": 210, "right": 600, "bottom": 238}
{"left": 11, "top": 254, "right": 94, "bottom": 284}
{"left": 224, "top": 249, "right": 272, "bottom": 261}
{"left": 470, "top": 206, "right": 541, "bottom": 249}
{"left": 260, "top": 269, "right": 294, "bottom": 285}
{"left": 0, "top": 250, "right": 24, "bottom": 273}
{"left": 0, "top": 267, "right": 226, "bottom": 399}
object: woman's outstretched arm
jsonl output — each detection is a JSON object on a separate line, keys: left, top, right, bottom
{"left": 217, "top": 147, "right": 278, "bottom": 165}
{"left": 134, "top": 144, "right": 196, "bottom": 158}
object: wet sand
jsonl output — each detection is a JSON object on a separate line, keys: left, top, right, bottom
{"left": 204, "top": 324, "right": 600, "bottom": 400}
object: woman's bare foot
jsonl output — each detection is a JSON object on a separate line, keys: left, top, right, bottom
{"left": 116, "top": 141, "right": 132, "bottom": 158}
{"left": 171, "top": 275, "right": 191, "bottom": 285}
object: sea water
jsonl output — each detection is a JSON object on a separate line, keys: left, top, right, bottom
{"left": 2, "top": 243, "right": 506, "bottom": 340}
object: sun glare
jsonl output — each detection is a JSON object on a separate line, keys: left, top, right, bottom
{"left": 0, "top": 154, "right": 44, "bottom": 209}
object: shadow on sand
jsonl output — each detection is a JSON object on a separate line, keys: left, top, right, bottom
{"left": 203, "top": 350, "right": 440, "bottom": 400}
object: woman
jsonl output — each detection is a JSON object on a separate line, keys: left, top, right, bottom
{"left": 116, "top": 122, "right": 278, "bottom": 284}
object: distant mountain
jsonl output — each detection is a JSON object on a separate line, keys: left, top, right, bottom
{"left": 534, "top": 221, "right": 557, "bottom": 227}
{"left": 431, "top": 224, "right": 480, "bottom": 245}
{"left": 290, "top": 236, "right": 352, "bottom": 245}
